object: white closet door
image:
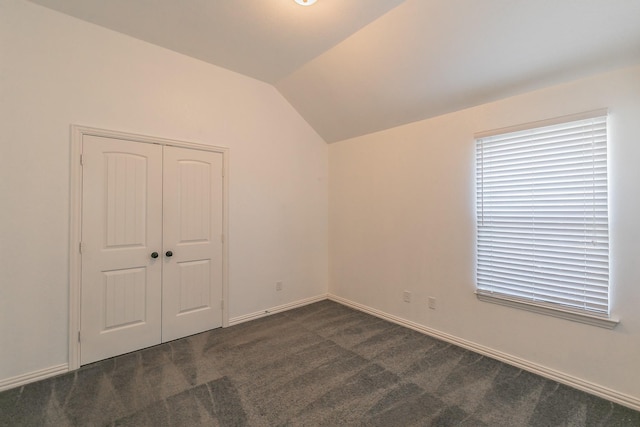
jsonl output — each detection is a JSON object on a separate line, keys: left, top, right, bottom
{"left": 80, "top": 136, "right": 163, "bottom": 365}
{"left": 161, "top": 146, "right": 224, "bottom": 342}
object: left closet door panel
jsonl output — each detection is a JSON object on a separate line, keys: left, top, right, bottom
{"left": 81, "top": 136, "right": 163, "bottom": 365}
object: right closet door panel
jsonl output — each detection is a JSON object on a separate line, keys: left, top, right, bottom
{"left": 161, "top": 146, "right": 224, "bottom": 342}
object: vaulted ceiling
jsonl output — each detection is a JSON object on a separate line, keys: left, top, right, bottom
{"left": 27, "top": 0, "right": 640, "bottom": 142}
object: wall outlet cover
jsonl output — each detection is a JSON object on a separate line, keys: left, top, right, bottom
{"left": 403, "top": 291, "right": 411, "bottom": 303}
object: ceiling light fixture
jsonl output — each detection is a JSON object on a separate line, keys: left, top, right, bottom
{"left": 294, "top": 0, "right": 317, "bottom": 6}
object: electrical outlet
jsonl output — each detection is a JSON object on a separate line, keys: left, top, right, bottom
{"left": 276, "top": 281, "right": 283, "bottom": 291}
{"left": 403, "top": 291, "right": 411, "bottom": 303}
{"left": 428, "top": 297, "right": 436, "bottom": 310}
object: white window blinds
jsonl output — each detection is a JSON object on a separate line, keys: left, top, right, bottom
{"left": 476, "top": 112, "right": 609, "bottom": 316}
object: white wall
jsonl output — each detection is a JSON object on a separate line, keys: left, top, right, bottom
{"left": 329, "top": 65, "right": 640, "bottom": 403}
{"left": 0, "top": 0, "right": 327, "bottom": 382}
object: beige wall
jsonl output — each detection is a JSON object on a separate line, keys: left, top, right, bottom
{"left": 329, "top": 65, "right": 640, "bottom": 402}
{"left": 0, "top": 0, "right": 327, "bottom": 381}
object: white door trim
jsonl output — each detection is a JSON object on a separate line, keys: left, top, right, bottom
{"left": 69, "top": 125, "right": 230, "bottom": 370}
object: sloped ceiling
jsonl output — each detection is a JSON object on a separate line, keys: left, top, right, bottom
{"left": 26, "top": 0, "right": 640, "bottom": 142}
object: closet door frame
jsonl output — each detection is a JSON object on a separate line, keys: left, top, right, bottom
{"left": 68, "top": 125, "right": 229, "bottom": 371}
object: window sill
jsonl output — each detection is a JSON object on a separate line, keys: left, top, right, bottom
{"left": 475, "top": 291, "right": 619, "bottom": 329}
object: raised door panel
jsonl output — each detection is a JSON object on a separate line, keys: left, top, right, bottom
{"left": 80, "top": 135, "right": 163, "bottom": 365}
{"left": 162, "top": 146, "right": 223, "bottom": 342}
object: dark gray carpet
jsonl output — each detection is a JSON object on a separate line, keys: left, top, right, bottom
{"left": 1, "top": 300, "right": 638, "bottom": 426}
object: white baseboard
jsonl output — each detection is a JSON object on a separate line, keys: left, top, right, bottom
{"left": 228, "top": 294, "right": 329, "bottom": 326}
{"left": 328, "top": 294, "right": 640, "bottom": 412}
{"left": 0, "top": 364, "right": 68, "bottom": 392}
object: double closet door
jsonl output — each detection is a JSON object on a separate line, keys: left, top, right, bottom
{"left": 80, "top": 135, "right": 223, "bottom": 365}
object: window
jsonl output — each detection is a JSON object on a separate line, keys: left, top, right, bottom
{"left": 475, "top": 110, "right": 617, "bottom": 328}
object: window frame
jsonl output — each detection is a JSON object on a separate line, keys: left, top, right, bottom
{"left": 474, "top": 110, "right": 618, "bottom": 329}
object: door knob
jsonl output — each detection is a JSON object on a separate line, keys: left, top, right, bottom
{"left": 151, "top": 252, "right": 159, "bottom": 259}
{"left": 165, "top": 250, "right": 173, "bottom": 257}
